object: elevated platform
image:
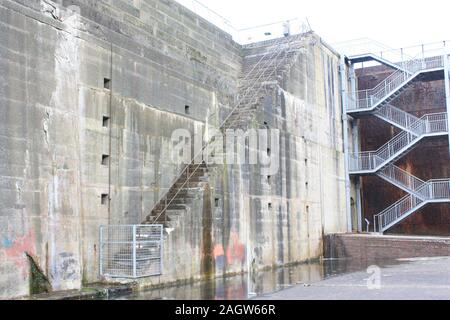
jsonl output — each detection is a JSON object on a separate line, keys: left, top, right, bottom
{"left": 347, "top": 53, "right": 408, "bottom": 72}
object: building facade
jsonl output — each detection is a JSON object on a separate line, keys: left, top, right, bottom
{"left": 0, "top": 0, "right": 349, "bottom": 298}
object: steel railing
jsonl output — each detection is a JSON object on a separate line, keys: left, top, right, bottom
{"left": 174, "top": 0, "right": 311, "bottom": 44}
{"left": 148, "top": 34, "right": 307, "bottom": 225}
{"left": 429, "top": 179, "right": 450, "bottom": 200}
{"left": 335, "top": 39, "right": 449, "bottom": 66}
{"left": 100, "top": 225, "right": 164, "bottom": 278}
{"left": 375, "top": 179, "right": 450, "bottom": 232}
{"left": 333, "top": 38, "right": 414, "bottom": 63}
{"left": 377, "top": 164, "right": 427, "bottom": 199}
{"left": 347, "top": 53, "right": 444, "bottom": 111}
{"left": 350, "top": 113, "right": 448, "bottom": 172}
{"left": 374, "top": 104, "right": 422, "bottom": 132}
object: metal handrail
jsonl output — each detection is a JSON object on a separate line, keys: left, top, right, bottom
{"left": 335, "top": 38, "right": 450, "bottom": 62}
{"left": 174, "top": 0, "right": 311, "bottom": 44}
{"left": 350, "top": 113, "right": 448, "bottom": 172}
{"left": 333, "top": 38, "right": 413, "bottom": 62}
{"left": 149, "top": 34, "right": 306, "bottom": 224}
{"left": 375, "top": 179, "right": 450, "bottom": 232}
{"left": 374, "top": 104, "right": 422, "bottom": 132}
{"left": 348, "top": 53, "right": 444, "bottom": 111}
{"left": 378, "top": 164, "right": 427, "bottom": 198}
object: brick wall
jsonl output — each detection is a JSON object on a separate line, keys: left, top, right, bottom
{"left": 324, "top": 234, "right": 450, "bottom": 262}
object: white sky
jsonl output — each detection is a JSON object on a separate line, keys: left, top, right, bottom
{"left": 186, "top": 0, "right": 450, "bottom": 48}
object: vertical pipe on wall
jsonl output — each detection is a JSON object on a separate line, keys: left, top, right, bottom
{"left": 349, "top": 64, "right": 363, "bottom": 233}
{"left": 444, "top": 43, "right": 450, "bottom": 154}
{"left": 339, "top": 56, "right": 352, "bottom": 232}
{"left": 356, "top": 178, "right": 363, "bottom": 232}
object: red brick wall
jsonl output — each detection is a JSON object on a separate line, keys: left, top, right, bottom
{"left": 324, "top": 234, "right": 450, "bottom": 261}
{"left": 356, "top": 66, "right": 450, "bottom": 236}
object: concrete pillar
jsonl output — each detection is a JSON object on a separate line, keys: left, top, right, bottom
{"left": 340, "top": 57, "right": 352, "bottom": 233}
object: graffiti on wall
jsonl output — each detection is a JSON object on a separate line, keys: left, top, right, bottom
{"left": 0, "top": 230, "right": 36, "bottom": 278}
{"left": 213, "top": 232, "right": 246, "bottom": 270}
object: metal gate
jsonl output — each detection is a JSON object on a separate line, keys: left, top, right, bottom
{"left": 100, "top": 225, "right": 163, "bottom": 278}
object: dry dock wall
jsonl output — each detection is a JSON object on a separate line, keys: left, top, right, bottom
{"left": 0, "top": 0, "right": 347, "bottom": 298}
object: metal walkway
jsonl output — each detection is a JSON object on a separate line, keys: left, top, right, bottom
{"left": 344, "top": 40, "right": 450, "bottom": 233}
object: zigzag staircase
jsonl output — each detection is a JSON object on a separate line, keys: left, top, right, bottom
{"left": 350, "top": 110, "right": 448, "bottom": 174}
{"left": 144, "top": 34, "right": 307, "bottom": 228}
{"left": 347, "top": 46, "right": 450, "bottom": 233}
{"left": 348, "top": 53, "right": 444, "bottom": 113}
{"left": 374, "top": 179, "right": 450, "bottom": 233}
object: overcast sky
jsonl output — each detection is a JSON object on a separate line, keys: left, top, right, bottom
{"left": 180, "top": 0, "right": 450, "bottom": 48}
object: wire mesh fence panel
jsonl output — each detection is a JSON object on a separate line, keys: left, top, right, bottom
{"left": 100, "top": 225, "right": 163, "bottom": 278}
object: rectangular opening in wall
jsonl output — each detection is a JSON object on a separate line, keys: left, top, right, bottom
{"left": 185, "top": 105, "right": 190, "bottom": 115}
{"left": 215, "top": 198, "right": 220, "bottom": 208}
{"left": 267, "top": 176, "right": 271, "bottom": 183}
{"left": 101, "top": 194, "right": 109, "bottom": 205}
{"left": 104, "top": 78, "right": 111, "bottom": 90}
{"left": 102, "top": 155, "right": 110, "bottom": 166}
{"left": 267, "top": 148, "right": 271, "bottom": 157}
{"left": 102, "top": 116, "right": 110, "bottom": 128}
{"left": 268, "top": 203, "right": 273, "bottom": 210}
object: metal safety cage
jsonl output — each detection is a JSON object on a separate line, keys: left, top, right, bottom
{"left": 100, "top": 225, "right": 163, "bottom": 279}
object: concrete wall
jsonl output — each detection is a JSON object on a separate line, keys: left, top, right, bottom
{"left": 0, "top": 0, "right": 347, "bottom": 298}
{"left": 355, "top": 65, "right": 450, "bottom": 236}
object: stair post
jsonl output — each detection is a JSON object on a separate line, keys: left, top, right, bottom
{"left": 429, "top": 183, "right": 433, "bottom": 200}
{"left": 132, "top": 225, "right": 137, "bottom": 278}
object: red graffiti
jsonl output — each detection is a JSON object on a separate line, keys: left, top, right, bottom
{"left": 1, "top": 230, "right": 36, "bottom": 277}
{"left": 213, "top": 244, "right": 224, "bottom": 258}
{"left": 226, "top": 233, "right": 245, "bottom": 265}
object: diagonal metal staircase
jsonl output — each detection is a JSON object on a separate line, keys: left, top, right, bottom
{"left": 345, "top": 42, "right": 450, "bottom": 233}
{"left": 374, "top": 179, "right": 450, "bottom": 233}
{"left": 351, "top": 107, "right": 449, "bottom": 233}
{"left": 349, "top": 112, "right": 448, "bottom": 174}
{"left": 348, "top": 55, "right": 444, "bottom": 113}
{"left": 377, "top": 163, "right": 428, "bottom": 200}
{"left": 144, "top": 34, "right": 308, "bottom": 227}
{"left": 374, "top": 104, "right": 423, "bottom": 133}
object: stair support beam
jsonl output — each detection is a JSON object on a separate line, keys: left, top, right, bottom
{"left": 444, "top": 46, "right": 450, "bottom": 155}
{"left": 349, "top": 59, "right": 364, "bottom": 232}
{"left": 340, "top": 57, "right": 353, "bottom": 233}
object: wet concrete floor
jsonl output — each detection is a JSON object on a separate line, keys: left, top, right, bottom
{"left": 256, "top": 257, "right": 450, "bottom": 300}
{"left": 112, "top": 257, "right": 406, "bottom": 300}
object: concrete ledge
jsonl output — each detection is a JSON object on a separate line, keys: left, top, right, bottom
{"left": 18, "top": 284, "right": 134, "bottom": 300}
{"left": 324, "top": 233, "right": 450, "bottom": 262}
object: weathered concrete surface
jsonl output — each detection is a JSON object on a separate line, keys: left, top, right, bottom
{"left": 0, "top": 0, "right": 348, "bottom": 298}
{"left": 256, "top": 257, "right": 450, "bottom": 300}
